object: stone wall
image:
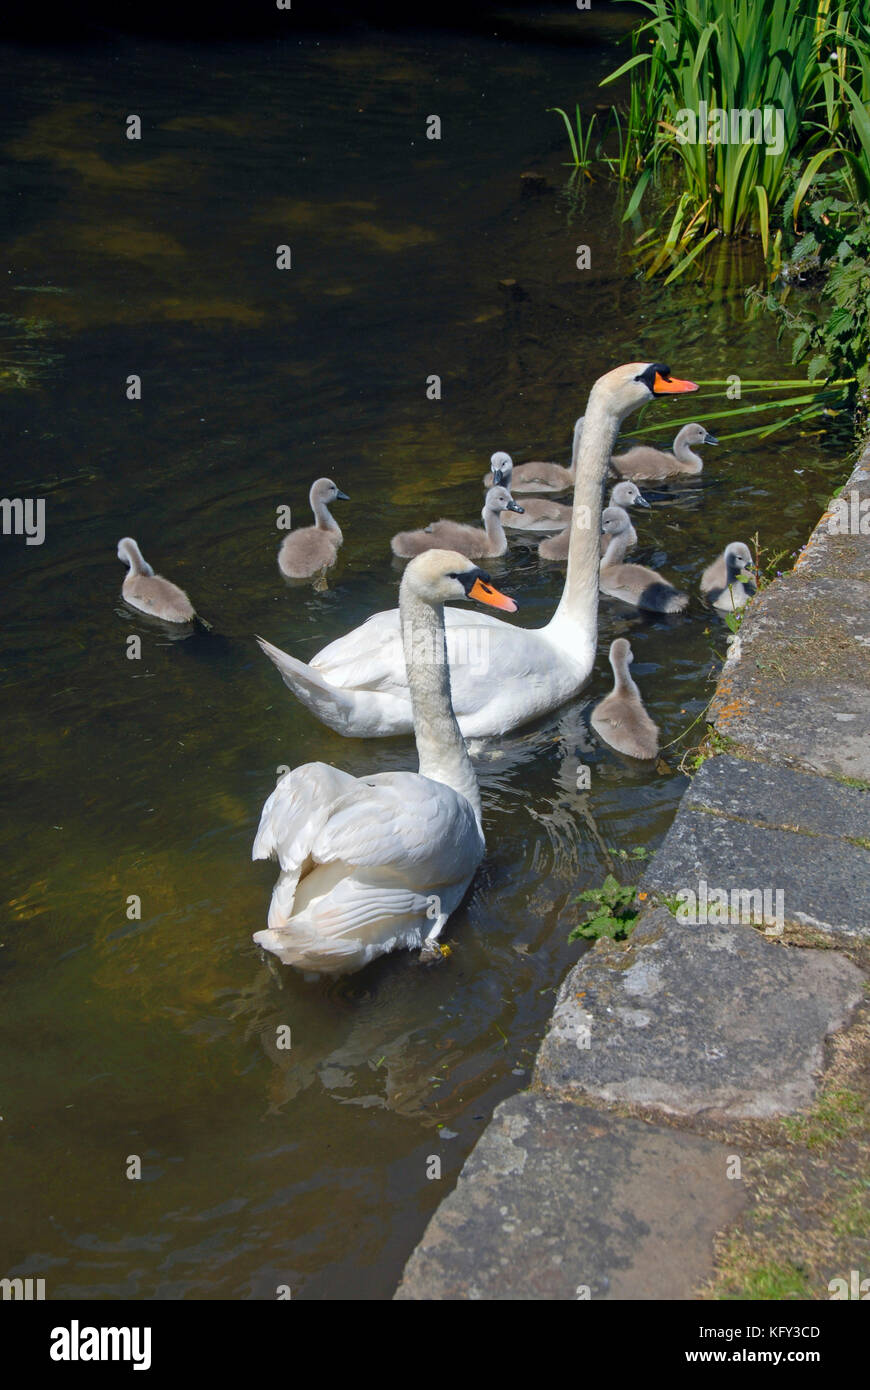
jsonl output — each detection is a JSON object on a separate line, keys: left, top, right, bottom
{"left": 395, "top": 447, "right": 870, "bottom": 1301}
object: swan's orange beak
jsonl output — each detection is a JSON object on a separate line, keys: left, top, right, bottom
{"left": 653, "top": 372, "right": 698, "bottom": 394}
{"left": 469, "top": 578, "right": 517, "bottom": 612}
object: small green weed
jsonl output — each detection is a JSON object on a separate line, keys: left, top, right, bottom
{"left": 568, "top": 874, "right": 641, "bottom": 943}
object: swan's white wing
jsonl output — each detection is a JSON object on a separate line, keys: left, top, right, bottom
{"left": 253, "top": 768, "right": 483, "bottom": 974}
{"left": 312, "top": 607, "right": 537, "bottom": 699}
{"left": 253, "top": 763, "right": 480, "bottom": 886}
{"left": 254, "top": 876, "right": 456, "bottom": 972}
{"left": 252, "top": 761, "right": 358, "bottom": 866}
{"left": 311, "top": 771, "right": 481, "bottom": 875}
{"left": 264, "top": 607, "right": 590, "bottom": 739}
{"left": 311, "top": 610, "right": 407, "bottom": 692}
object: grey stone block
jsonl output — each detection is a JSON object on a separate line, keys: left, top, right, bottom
{"left": 711, "top": 572, "right": 870, "bottom": 781}
{"left": 685, "top": 754, "right": 870, "bottom": 842}
{"left": 640, "top": 787, "right": 870, "bottom": 939}
{"left": 534, "top": 908, "right": 864, "bottom": 1118}
{"left": 395, "top": 1092, "right": 745, "bottom": 1300}
{"left": 709, "top": 455, "right": 870, "bottom": 782}
{"left": 794, "top": 456, "right": 870, "bottom": 584}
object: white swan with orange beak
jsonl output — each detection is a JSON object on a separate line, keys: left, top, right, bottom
{"left": 257, "top": 363, "right": 697, "bottom": 739}
{"left": 253, "top": 552, "right": 517, "bottom": 976}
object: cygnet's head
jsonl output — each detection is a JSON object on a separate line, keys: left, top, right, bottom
{"left": 485, "top": 485, "right": 523, "bottom": 515}
{"left": 724, "top": 541, "right": 754, "bottom": 579}
{"left": 601, "top": 505, "right": 633, "bottom": 536}
{"left": 610, "top": 636, "right": 633, "bottom": 669}
{"left": 117, "top": 538, "right": 153, "bottom": 575}
{"left": 310, "top": 477, "right": 349, "bottom": 506}
{"left": 490, "top": 452, "right": 513, "bottom": 486}
{"left": 678, "top": 422, "right": 718, "bottom": 446}
{"left": 611, "top": 481, "right": 649, "bottom": 509}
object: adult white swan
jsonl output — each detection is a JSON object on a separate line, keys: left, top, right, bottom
{"left": 257, "top": 363, "right": 697, "bottom": 738}
{"left": 252, "top": 551, "right": 516, "bottom": 976}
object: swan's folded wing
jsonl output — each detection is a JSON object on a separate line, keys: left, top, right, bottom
{"left": 254, "top": 880, "right": 437, "bottom": 969}
{"left": 297, "top": 882, "right": 433, "bottom": 939}
{"left": 252, "top": 761, "right": 359, "bottom": 866}
{"left": 594, "top": 709, "right": 624, "bottom": 731}
{"left": 311, "top": 771, "right": 481, "bottom": 877}
{"left": 311, "top": 610, "right": 406, "bottom": 692}
{"left": 424, "top": 520, "right": 474, "bottom": 543}
{"left": 311, "top": 605, "right": 534, "bottom": 706}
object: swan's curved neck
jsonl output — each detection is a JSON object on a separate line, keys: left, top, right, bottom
{"left": 673, "top": 436, "right": 703, "bottom": 472}
{"left": 601, "top": 529, "right": 631, "bottom": 568}
{"left": 123, "top": 542, "right": 152, "bottom": 577}
{"left": 312, "top": 495, "right": 342, "bottom": 535}
{"left": 482, "top": 504, "right": 506, "bottom": 549}
{"left": 544, "top": 390, "right": 624, "bottom": 652}
{"left": 611, "top": 658, "right": 636, "bottom": 696}
{"left": 399, "top": 586, "right": 482, "bottom": 826}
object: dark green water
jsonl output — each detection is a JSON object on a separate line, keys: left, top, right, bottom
{"left": 0, "top": 11, "right": 852, "bottom": 1299}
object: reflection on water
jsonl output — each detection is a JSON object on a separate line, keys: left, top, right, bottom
{"left": 0, "top": 14, "right": 853, "bottom": 1299}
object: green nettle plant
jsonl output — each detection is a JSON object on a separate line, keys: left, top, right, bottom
{"left": 748, "top": 198, "right": 870, "bottom": 412}
{"left": 568, "top": 875, "right": 642, "bottom": 943}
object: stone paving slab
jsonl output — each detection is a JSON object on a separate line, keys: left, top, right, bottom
{"left": 640, "top": 787, "right": 870, "bottom": 940}
{"left": 684, "top": 753, "right": 870, "bottom": 842}
{"left": 395, "top": 1092, "right": 745, "bottom": 1300}
{"left": 710, "top": 574, "right": 870, "bottom": 782}
{"left": 396, "top": 457, "right": 870, "bottom": 1301}
{"left": 794, "top": 455, "right": 870, "bottom": 584}
{"left": 534, "top": 908, "right": 865, "bottom": 1118}
{"left": 709, "top": 456, "right": 870, "bottom": 781}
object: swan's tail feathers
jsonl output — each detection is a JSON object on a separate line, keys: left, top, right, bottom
{"left": 253, "top": 885, "right": 434, "bottom": 976}
{"left": 256, "top": 636, "right": 358, "bottom": 734}
{"left": 261, "top": 868, "right": 302, "bottom": 932}
{"left": 662, "top": 588, "right": 689, "bottom": 614}
{"left": 253, "top": 919, "right": 402, "bottom": 975}
{"left": 253, "top": 924, "right": 367, "bottom": 974}
{"left": 643, "top": 584, "right": 689, "bottom": 614}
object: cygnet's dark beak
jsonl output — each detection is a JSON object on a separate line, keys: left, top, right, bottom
{"left": 492, "top": 470, "right": 504, "bottom": 487}
{"left": 636, "top": 492, "right": 651, "bottom": 508}
{"left": 506, "top": 500, "right": 524, "bottom": 513}
{"left": 335, "top": 490, "right": 350, "bottom": 501}
{"left": 703, "top": 433, "right": 719, "bottom": 446}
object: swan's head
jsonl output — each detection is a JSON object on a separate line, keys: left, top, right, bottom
{"left": 593, "top": 363, "right": 698, "bottom": 419}
{"left": 611, "top": 481, "right": 649, "bottom": 509}
{"left": 677, "top": 422, "right": 718, "bottom": 446}
{"left": 484, "top": 485, "right": 523, "bottom": 515}
{"left": 601, "top": 505, "right": 633, "bottom": 536}
{"left": 490, "top": 451, "right": 513, "bottom": 486}
{"left": 610, "top": 637, "right": 633, "bottom": 669}
{"left": 402, "top": 550, "right": 518, "bottom": 611}
{"left": 310, "top": 477, "right": 349, "bottom": 506}
{"left": 724, "top": 541, "right": 754, "bottom": 581}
